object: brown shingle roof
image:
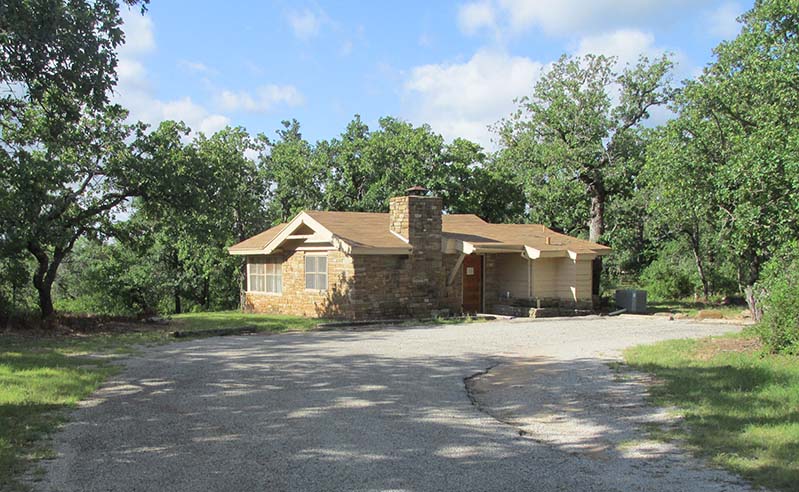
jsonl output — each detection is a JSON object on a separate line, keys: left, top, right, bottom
{"left": 443, "top": 220, "right": 610, "bottom": 254}
{"left": 305, "top": 211, "right": 410, "bottom": 249}
{"left": 229, "top": 211, "right": 610, "bottom": 255}
{"left": 228, "top": 223, "right": 287, "bottom": 252}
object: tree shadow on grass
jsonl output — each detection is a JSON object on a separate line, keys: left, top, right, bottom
{"left": 0, "top": 348, "right": 115, "bottom": 492}
{"left": 625, "top": 357, "right": 799, "bottom": 491}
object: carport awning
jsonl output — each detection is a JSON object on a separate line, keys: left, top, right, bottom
{"left": 443, "top": 237, "right": 611, "bottom": 260}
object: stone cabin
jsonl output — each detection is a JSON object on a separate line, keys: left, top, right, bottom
{"left": 228, "top": 188, "right": 611, "bottom": 319}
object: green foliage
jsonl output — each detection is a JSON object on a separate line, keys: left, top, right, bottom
{"left": 639, "top": 247, "right": 696, "bottom": 301}
{"left": 497, "top": 53, "right": 675, "bottom": 242}
{"left": 54, "top": 238, "right": 172, "bottom": 316}
{"left": 261, "top": 119, "right": 324, "bottom": 222}
{"left": 0, "top": 0, "right": 148, "bottom": 116}
{"left": 755, "top": 243, "right": 799, "bottom": 354}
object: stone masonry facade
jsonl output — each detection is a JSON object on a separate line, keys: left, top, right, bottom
{"left": 246, "top": 195, "right": 457, "bottom": 320}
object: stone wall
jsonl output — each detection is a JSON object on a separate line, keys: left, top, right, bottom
{"left": 483, "top": 254, "right": 499, "bottom": 313}
{"left": 246, "top": 193, "right": 450, "bottom": 319}
{"left": 441, "top": 253, "right": 464, "bottom": 315}
{"left": 389, "top": 194, "right": 444, "bottom": 317}
{"left": 245, "top": 248, "right": 447, "bottom": 320}
{"left": 244, "top": 250, "right": 355, "bottom": 318}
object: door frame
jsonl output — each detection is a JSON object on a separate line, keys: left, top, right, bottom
{"left": 462, "top": 254, "right": 485, "bottom": 314}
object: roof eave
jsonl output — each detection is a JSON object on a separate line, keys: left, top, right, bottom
{"left": 228, "top": 248, "right": 267, "bottom": 256}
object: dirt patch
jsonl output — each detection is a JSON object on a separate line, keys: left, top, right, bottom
{"left": 694, "top": 337, "right": 763, "bottom": 360}
{"left": 2, "top": 313, "right": 167, "bottom": 339}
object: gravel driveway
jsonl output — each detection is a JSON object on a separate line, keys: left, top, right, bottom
{"left": 38, "top": 316, "right": 753, "bottom": 491}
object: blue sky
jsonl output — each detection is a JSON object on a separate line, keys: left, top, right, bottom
{"left": 114, "top": 0, "right": 753, "bottom": 149}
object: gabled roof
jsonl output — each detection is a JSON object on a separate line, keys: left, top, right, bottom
{"left": 228, "top": 210, "right": 610, "bottom": 259}
{"left": 304, "top": 211, "right": 409, "bottom": 249}
{"left": 227, "top": 223, "right": 288, "bottom": 253}
{"left": 228, "top": 210, "right": 412, "bottom": 256}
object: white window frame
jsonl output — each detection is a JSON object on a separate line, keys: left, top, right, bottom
{"left": 247, "top": 260, "right": 282, "bottom": 294}
{"left": 305, "top": 253, "right": 328, "bottom": 291}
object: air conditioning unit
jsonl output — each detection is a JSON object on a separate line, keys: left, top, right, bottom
{"left": 615, "top": 289, "right": 648, "bottom": 314}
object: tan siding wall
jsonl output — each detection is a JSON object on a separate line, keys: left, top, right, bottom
{"left": 557, "top": 258, "right": 576, "bottom": 301}
{"left": 532, "top": 258, "right": 559, "bottom": 298}
{"left": 530, "top": 257, "right": 593, "bottom": 302}
{"left": 493, "top": 254, "right": 530, "bottom": 299}
{"left": 574, "top": 260, "right": 593, "bottom": 301}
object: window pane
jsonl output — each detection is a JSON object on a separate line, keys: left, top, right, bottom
{"left": 306, "top": 273, "right": 315, "bottom": 289}
{"left": 317, "top": 256, "right": 327, "bottom": 272}
{"left": 317, "top": 273, "right": 327, "bottom": 291}
{"left": 275, "top": 275, "right": 282, "bottom": 293}
{"left": 266, "top": 275, "right": 274, "bottom": 293}
{"left": 305, "top": 255, "right": 315, "bottom": 274}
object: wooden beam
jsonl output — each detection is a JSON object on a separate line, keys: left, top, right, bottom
{"left": 448, "top": 253, "right": 466, "bottom": 286}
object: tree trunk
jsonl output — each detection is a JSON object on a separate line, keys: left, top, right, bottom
{"left": 587, "top": 180, "right": 606, "bottom": 296}
{"left": 239, "top": 260, "right": 247, "bottom": 310}
{"left": 588, "top": 181, "right": 606, "bottom": 243}
{"left": 170, "top": 247, "right": 182, "bottom": 314}
{"left": 202, "top": 276, "right": 210, "bottom": 310}
{"left": 741, "top": 256, "right": 762, "bottom": 321}
{"left": 28, "top": 242, "right": 56, "bottom": 319}
{"left": 687, "top": 230, "right": 710, "bottom": 299}
{"left": 36, "top": 281, "right": 55, "bottom": 319}
{"left": 26, "top": 231, "right": 82, "bottom": 322}
{"left": 744, "top": 286, "right": 762, "bottom": 322}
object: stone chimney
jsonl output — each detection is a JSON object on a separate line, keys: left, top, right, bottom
{"left": 389, "top": 186, "right": 444, "bottom": 316}
{"left": 389, "top": 186, "right": 442, "bottom": 244}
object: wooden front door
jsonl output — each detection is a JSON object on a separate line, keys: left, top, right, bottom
{"left": 462, "top": 255, "right": 483, "bottom": 313}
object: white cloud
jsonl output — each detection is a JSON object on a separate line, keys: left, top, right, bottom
{"left": 287, "top": 8, "right": 323, "bottom": 41}
{"left": 339, "top": 40, "right": 354, "bottom": 56}
{"left": 575, "top": 29, "right": 659, "bottom": 66}
{"left": 113, "top": 10, "right": 230, "bottom": 136}
{"left": 708, "top": 2, "right": 743, "bottom": 39}
{"left": 404, "top": 50, "right": 544, "bottom": 147}
{"left": 178, "top": 60, "right": 212, "bottom": 74}
{"left": 466, "top": 0, "right": 713, "bottom": 36}
{"left": 216, "top": 85, "right": 305, "bottom": 113}
{"left": 458, "top": 1, "right": 497, "bottom": 35}
{"left": 575, "top": 28, "right": 693, "bottom": 82}
{"left": 418, "top": 33, "right": 433, "bottom": 48}
{"left": 159, "top": 97, "right": 231, "bottom": 135}
{"left": 118, "top": 9, "right": 155, "bottom": 56}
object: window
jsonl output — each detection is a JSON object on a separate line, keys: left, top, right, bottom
{"left": 305, "top": 254, "right": 328, "bottom": 290}
{"left": 248, "top": 260, "right": 282, "bottom": 294}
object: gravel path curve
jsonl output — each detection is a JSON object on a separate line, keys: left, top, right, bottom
{"left": 37, "top": 316, "right": 753, "bottom": 491}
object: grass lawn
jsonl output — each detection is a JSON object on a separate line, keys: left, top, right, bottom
{"left": 624, "top": 332, "right": 799, "bottom": 491}
{"left": 0, "top": 311, "right": 320, "bottom": 492}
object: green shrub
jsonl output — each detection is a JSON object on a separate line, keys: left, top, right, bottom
{"left": 640, "top": 256, "right": 695, "bottom": 300}
{"left": 756, "top": 244, "right": 799, "bottom": 354}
